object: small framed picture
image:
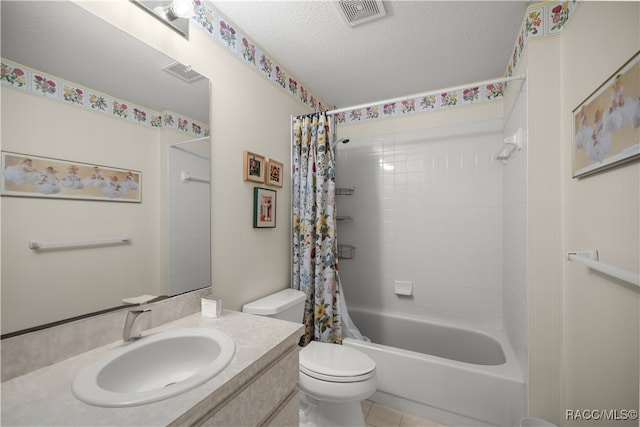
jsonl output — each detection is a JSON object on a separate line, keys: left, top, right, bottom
{"left": 243, "top": 151, "right": 265, "bottom": 183}
{"left": 266, "top": 159, "right": 284, "bottom": 187}
{"left": 253, "top": 187, "right": 276, "bottom": 228}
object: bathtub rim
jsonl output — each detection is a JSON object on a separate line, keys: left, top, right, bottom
{"left": 342, "top": 307, "right": 524, "bottom": 384}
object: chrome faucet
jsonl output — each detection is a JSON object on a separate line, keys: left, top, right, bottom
{"left": 123, "top": 308, "right": 151, "bottom": 342}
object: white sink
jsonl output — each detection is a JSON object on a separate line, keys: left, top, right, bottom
{"left": 72, "top": 327, "right": 235, "bottom": 407}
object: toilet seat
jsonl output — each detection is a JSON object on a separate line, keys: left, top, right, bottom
{"left": 299, "top": 341, "right": 376, "bottom": 383}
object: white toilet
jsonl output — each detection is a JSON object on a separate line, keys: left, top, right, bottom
{"left": 242, "top": 289, "right": 377, "bottom": 427}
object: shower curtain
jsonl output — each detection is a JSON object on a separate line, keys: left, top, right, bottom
{"left": 292, "top": 113, "right": 342, "bottom": 345}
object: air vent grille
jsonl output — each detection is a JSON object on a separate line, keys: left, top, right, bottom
{"left": 161, "top": 61, "right": 205, "bottom": 84}
{"left": 336, "top": 0, "right": 387, "bottom": 27}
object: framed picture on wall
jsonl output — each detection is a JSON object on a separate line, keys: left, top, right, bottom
{"left": 572, "top": 51, "right": 640, "bottom": 178}
{"left": 266, "top": 158, "right": 284, "bottom": 187}
{"left": 1, "top": 151, "right": 142, "bottom": 202}
{"left": 253, "top": 187, "right": 276, "bottom": 228}
{"left": 243, "top": 151, "right": 265, "bottom": 183}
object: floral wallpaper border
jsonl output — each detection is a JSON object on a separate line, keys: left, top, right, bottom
{"left": 1, "top": 58, "right": 210, "bottom": 138}
{"left": 192, "top": 0, "right": 331, "bottom": 113}
{"left": 503, "top": 0, "right": 579, "bottom": 80}
{"left": 333, "top": 81, "right": 508, "bottom": 125}
{"left": 5, "top": 1, "right": 578, "bottom": 131}
{"left": 189, "top": 0, "right": 579, "bottom": 127}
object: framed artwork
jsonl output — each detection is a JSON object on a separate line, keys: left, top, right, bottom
{"left": 253, "top": 187, "right": 276, "bottom": 228}
{"left": 266, "top": 158, "right": 284, "bottom": 187}
{"left": 1, "top": 151, "right": 141, "bottom": 202}
{"left": 572, "top": 51, "right": 640, "bottom": 178}
{"left": 243, "top": 151, "right": 265, "bottom": 183}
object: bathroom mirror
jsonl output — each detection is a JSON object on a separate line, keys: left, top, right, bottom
{"left": 0, "top": 1, "right": 211, "bottom": 336}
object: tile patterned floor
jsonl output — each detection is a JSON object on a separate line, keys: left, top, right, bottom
{"left": 361, "top": 400, "right": 448, "bottom": 427}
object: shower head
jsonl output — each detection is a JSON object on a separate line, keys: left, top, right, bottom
{"left": 331, "top": 138, "right": 350, "bottom": 150}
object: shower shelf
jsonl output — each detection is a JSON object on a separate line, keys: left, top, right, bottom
{"left": 338, "top": 244, "right": 356, "bottom": 260}
{"left": 336, "top": 187, "right": 355, "bottom": 196}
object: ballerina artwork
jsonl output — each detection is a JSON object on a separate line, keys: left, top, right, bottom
{"left": 35, "top": 166, "right": 63, "bottom": 195}
{"left": 103, "top": 175, "right": 128, "bottom": 199}
{"left": 574, "top": 108, "right": 592, "bottom": 150}
{"left": 606, "top": 75, "right": 640, "bottom": 132}
{"left": 587, "top": 109, "right": 612, "bottom": 163}
{"left": 3, "top": 157, "right": 41, "bottom": 185}
{"left": 61, "top": 165, "right": 84, "bottom": 190}
{"left": 81, "top": 165, "right": 106, "bottom": 188}
{"left": 572, "top": 52, "right": 640, "bottom": 177}
{"left": 2, "top": 152, "right": 142, "bottom": 202}
{"left": 120, "top": 171, "right": 139, "bottom": 192}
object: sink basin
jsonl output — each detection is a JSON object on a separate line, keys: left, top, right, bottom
{"left": 72, "top": 327, "right": 235, "bottom": 407}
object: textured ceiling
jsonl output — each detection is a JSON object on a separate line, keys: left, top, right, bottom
{"left": 2, "top": 1, "right": 531, "bottom": 118}
{"left": 213, "top": 1, "right": 531, "bottom": 108}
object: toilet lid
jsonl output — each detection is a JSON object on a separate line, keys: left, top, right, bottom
{"left": 299, "top": 341, "right": 376, "bottom": 382}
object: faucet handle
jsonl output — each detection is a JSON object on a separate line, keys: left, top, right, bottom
{"left": 123, "top": 308, "right": 151, "bottom": 342}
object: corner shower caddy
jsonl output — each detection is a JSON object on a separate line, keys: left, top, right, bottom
{"left": 336, "top": 187, "right": 356, "bottom": 260}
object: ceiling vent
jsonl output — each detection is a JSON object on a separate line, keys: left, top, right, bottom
{"left": 335, "top": 0, "right": 387, "bottom": 27}
{"left": 161, "top": 61, "right": 205, "bottom": 84}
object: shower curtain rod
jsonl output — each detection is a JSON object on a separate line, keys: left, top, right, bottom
{"left": 323, "top": 74, "right": 527, "bottom": 116}
{"left": 168, "top": 136, "right": 210, "bottom": 147}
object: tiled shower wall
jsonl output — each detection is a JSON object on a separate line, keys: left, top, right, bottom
{"left": 336, "top": 119, "right": 505, "bottom": 329}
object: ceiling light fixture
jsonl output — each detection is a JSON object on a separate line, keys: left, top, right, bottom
{"left": 132, "top": 0, "right": 192, "bottom": 38}
{"left": 154, "top": 0, "right": 194, "bottom": 22}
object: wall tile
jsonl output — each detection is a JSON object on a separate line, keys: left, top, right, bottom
{"left": 337, "top": 123, "right": 504, "bottom": 328}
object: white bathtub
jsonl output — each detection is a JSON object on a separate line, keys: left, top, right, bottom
{"left": 343, "top": 308, "right": 525, "bottom": 426}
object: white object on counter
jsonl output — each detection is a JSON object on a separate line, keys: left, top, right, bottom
{"left": 202, "top": 295, "right": 223, "bottom": 317}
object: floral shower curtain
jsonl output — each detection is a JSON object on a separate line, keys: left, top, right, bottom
{"left": 292, "top": 113, "right": 342, "bottom": 345}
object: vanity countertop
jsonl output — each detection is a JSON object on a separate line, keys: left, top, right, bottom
{"left": 1, "top": 310, "right": 304, "bottom": 426}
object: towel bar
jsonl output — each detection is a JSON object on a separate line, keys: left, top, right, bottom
{"left": 567, "top": 250, "right": 639, "bottom": 287}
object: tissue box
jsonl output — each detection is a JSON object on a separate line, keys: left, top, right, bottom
{"left": 201, "top": 295, "right": 222, "bottom": 318}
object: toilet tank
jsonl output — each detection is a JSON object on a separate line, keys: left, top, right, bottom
{"left": 242, "top": 289, "right": 306, "bottom": 323}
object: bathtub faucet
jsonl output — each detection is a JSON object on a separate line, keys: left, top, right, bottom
{"left": 123, "top": 308, "right": 151, "bottom": 342}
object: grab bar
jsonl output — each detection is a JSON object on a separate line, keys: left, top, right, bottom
{"left": 567, "top": 250, "right": 639, "bottom": 287}
{"left": 29, "top": 235, "right": 130, "bottom": 250}
{"left": 181, "top": 171, "right": 210, "bottom": 184}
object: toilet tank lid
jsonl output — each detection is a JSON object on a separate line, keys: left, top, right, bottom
{"left": 242, "top": 289, "right": 306, "bottom": 316}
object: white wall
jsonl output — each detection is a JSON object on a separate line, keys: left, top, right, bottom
{"left": 561, "top": 3, "right": 639, "bottom": 425}
{"left": 524, "top": 3, "right": 639, "bottom": 424}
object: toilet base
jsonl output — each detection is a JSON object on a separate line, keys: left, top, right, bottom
{"left": 299, "top": 391, "right": 366, "bottom": 427}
